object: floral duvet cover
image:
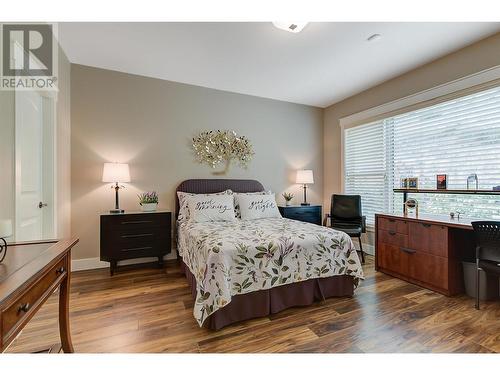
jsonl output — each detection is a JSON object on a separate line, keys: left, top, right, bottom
{"left": 178, "top": 217, "right": 364, "bottom": 326}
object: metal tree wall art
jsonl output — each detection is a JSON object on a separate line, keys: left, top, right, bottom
{"left": 192, "top": 130, "right": 254, "bottom": 174}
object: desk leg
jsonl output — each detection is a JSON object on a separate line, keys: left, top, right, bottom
{"left": 59, "top": 271, "right": 74, "bottom": 353}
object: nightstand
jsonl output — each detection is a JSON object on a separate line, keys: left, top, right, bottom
{"left": 278, "top": 205, "right": 322, "bottom": 225}
{"left": 100, "top": 211, "right": 171, "bottom": 275}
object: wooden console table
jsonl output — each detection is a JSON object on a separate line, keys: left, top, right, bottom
{"left": 0, "top": 238, "right": 78, "bottom": 353}
{"left": 375, "top": 213, "right": 476, "bottom": 296}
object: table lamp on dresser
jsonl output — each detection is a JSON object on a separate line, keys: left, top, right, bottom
{"left": 296, "top": 169, "right": 314, "bottom": 206}
{"left": 0, "top": 219, "right": 12, "bottom": 263}
{"left": 102, "top": 162, "right": 131, "bottom": 213}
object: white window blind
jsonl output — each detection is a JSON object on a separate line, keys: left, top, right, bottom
{"left": 344, "top": 85, "right": 500, "bottom": 225}
{"left": 344, "top": 120, "right": 386, "bottom": 225}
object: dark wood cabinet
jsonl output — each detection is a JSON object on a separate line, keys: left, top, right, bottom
{"left": 100, "top": 211, "right": 171, "bottom": 275}
{"left": 375, "top": 213, "right": 475, "bottom": 296}
{"left": 278, "top": 205, "right": 322, "bottom": 225}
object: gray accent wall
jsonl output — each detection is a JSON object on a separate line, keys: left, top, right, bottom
{"left": 71, "top": 65, "right": 323, "bottom": 260}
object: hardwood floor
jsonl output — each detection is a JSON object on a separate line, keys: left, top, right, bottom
{"left": 6, "top": 255, "right": 500, "bottom": 353}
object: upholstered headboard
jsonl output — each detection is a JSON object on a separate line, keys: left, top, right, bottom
{"left": 175, "top": 179, "right": 265, "bottom": 219}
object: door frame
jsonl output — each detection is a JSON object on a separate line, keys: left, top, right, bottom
{"left": 14, "top": 88, "right": 58, "bottom": 241}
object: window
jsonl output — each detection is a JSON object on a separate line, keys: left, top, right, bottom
{"left": 344, "top": 120, "right": 386, "bottom": 225}
{"left": 344, "top": 85, "right": 500, "bottom": 225}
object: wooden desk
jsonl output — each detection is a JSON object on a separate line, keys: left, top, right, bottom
{"left": 375, "top": 213, "right": 476, "bottom": 296}
{"left": 0, "top": 238, "right": 78, "bottom": 353}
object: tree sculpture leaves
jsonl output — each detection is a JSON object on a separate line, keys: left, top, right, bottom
{"left": 192, "top": 130, "right": 254, "bottom": 174}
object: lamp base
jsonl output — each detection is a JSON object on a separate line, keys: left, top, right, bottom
{"left": 300, "top": 203, "right": 311, "bottom": 206}
{"left": 110, "top": 209, "right": 124, "bottom": 214}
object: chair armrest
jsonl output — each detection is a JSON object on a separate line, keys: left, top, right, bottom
{"left": 361, "top": 216, "right": 367, "bottom": 233}
{"left": 323, "top": 213, "right": 331, "bottom": 226}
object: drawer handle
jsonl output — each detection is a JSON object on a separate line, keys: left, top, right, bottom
{"left": 421, "top": 223, "right": 432, "bottom": 228}
{"left": 388, "top": 219, "right": 396, "bottom": 223}
{"left": 401, "top": 247, "right": 416, "bottom": 254}
{"left": 121, "top": 233, "right": 154, "bottom": 239}
{"left": 18, "top": 302, "right": 30, "bottom": 314}
{"left": 121, "top": 220, "right": 153, "bottom": 225}
{"left": 388, "top": 230, "right": 396, "bottom": 236}
{"left": 121, "top": 246, "right": 153, "bottom": 252}
{"left": 56, "top": 267, "right": 65, "bottom": 275}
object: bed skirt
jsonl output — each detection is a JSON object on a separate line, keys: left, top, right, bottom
{"left": 180, "top": 260, "right": 354, "bottom": 330}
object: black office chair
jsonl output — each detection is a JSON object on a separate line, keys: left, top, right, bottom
{"left": 324, "top": 194, "right": 366, "bottom": 264}
{"left": 471, "top": 221, "right": 500, "bottom": 310}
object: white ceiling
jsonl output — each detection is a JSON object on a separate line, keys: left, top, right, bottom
{"left": 59, "top": 22, "right": 500, "bottom": 108}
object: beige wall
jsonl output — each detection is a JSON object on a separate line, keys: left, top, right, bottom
{"left": 323, "top": 32, "right": 500, "bottom": 247}
{"left": 324, "top": 32, "right": 500, "bottom": 206}
{"left": 71, "top": 64, "right": 323, "bottom": 260}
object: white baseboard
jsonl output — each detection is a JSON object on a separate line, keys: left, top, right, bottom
{"left": 72, "top": 257, "right": 108, "bottom": 271}
{"left": 72, "top": 252, "right": 177, "bottom": 272}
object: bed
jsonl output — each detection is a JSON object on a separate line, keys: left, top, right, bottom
{"left": 176, "top": 179, "right": 364, "bottom": 329}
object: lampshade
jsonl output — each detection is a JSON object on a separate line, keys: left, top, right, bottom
{"left": 296, "top": 169, "right": 314, "bottom": 184}
{"left": 102, "top": 163, "right": 131, "bottom": 183}
{"left": 0, "top": 220, "right": 13, "bottom": 238}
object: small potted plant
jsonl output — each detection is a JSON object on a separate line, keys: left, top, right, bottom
{"left": 138, "top": 191, "right": 159, "bottom": 212}
{"left": 282, "top": 192, "right": 294, "bottom": 206}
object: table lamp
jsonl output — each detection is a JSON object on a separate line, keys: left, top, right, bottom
{"left": 0, "top": 219, "right": 12, "bottom": 263}
{"left": 296, "top": 169, "right": 314, "bottom": 206}
{"left": 102, "top": 163, "right": 130, "bottom": 213}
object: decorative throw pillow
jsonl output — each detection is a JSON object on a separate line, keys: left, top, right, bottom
{"left": 237, "top": 193, "right": 282, "bottom": 220}
{"left": 177, "top": 190, "right": 232, "bottom": 222}
{"left": 233, "top": 191, "right": 271, "bottom": 218}
{"left": 187, "top": 194, "right": 236, "bottom": 222}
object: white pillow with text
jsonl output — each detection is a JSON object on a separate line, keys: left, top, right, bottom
{"left": 187, "top": 194, "right": 236, "bottom": 222}
{"left": 237, "top": 193, "right": 282, "bottom": 220}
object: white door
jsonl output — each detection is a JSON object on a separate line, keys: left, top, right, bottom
{"left": 14, "top": 90, "right": 55, "bottom": 241}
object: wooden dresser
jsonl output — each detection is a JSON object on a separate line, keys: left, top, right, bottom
{"left": 1, "top": 239, "right": 78, "bottom": 353}
{"left": 375, "top": 213, "right": 475, "bottom": 296}
{"left": 100, "top": 211, "right": 172, "bottom": 275}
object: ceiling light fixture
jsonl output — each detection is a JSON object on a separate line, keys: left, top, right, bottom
{"left": 273, "top": 22, "right": 308, "bottom": 34}
{"left": 367, "top": 34, "right": 382, "bottom": 42}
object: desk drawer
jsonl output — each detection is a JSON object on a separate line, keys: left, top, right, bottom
{"left": 377, "top": 243, "right": 407, "bottom": 275}
{"left": 408, "top": 251, "right": 448, "bottom": 290}
{"left": 409, "top": 221, "right": 448, "bottom": 257}
{"left": 378, "top": 229, "right": 408, "bottom": 248}
{"left": 378, "top": 217, "right": 408, "bottom": 234}
{"left": 2, "top": 256, "right": 67, "bottom": 340}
